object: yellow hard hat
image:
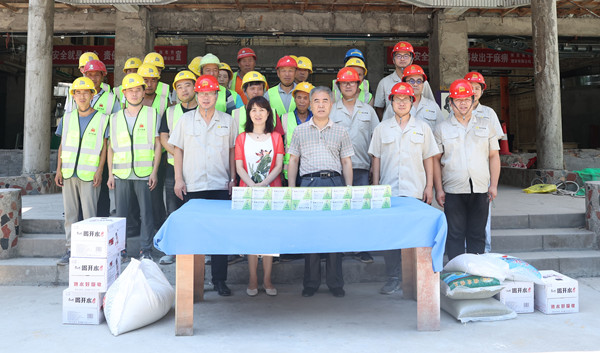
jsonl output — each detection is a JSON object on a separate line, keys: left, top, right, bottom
{"left": 123, "top": 57, "right": 142, "bottom": 73}
{"left": 296, "top": 56, "right": 313, "bottom": 73}
{"left": 172, "top": 70, "right": 197, "bottom": 89}
{"left": 219, "top": 62, "right": 234, "bottom": 77}
{"left": 241, "top": 71, "right": 267, "bottom": 90}
{"left": 345, "top": 57, "right": 367, "bottom": 76}
{"left": 289, "top": 55, "right": 298, "bottom": 63}
{"left": 292, "top": 81, "right": 315, "bottom": 97}
{"left": 79, "top": 52, "right": 99, "bottom": 68}
{"left": 188, "top": 56, "right": 203, "bottom": 76}
{"left": 122, "top": 73, "right": 146, "bottom": 90}
{"left": 137, "top": 63, "right": 160, "bottom": 78}
{"left": 69, "top": 77, "right": 97, "bottom": 96}
{"left": 143, "top": 52, "right": 165, "bottom": 69}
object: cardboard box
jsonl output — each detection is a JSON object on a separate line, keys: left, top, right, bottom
{"left": 371, "top": 185, "right": 392, "bottom": 199}
{"left": 495, "top": 281, "right": 534, "bottom": 313}
{"left": 292, "top": 188, "right": 312, "bottom": 211}
{"left": 231, "top": 187, "right": 252, "bottom": 200}
{"left": 351, "top": 186, "right": 372, "bottom": 200}
{"left": 232, "top": 199, "right": 252, "bottom": 210}
{"left": 312, "top": 187, "right": 332, "bottom": 200}
{"left": 331, "top": 186, "right": 352, "bottom": 200}
{"left": 271, "top": 187, "right": 292, "bottom": 201}
{"left": 534, "top": 270, "right": 579, "bottom": 314}
{"left": 311, "top": 199, "right": 331, "bottom": 211}
{"left": 71, "top": 217, "right": 126, "bottom": 258}
{"left": 62, "top": 289, "right": 105, "bottom": 325}
{"left": 351, "top": 198, "right": 371, "bottom": 210}
{"left": 292, "top": 199, "right": 312, "bottom": 211}
{"left": 252, "top": 199, "right": 272, "bottom": 211}
{"left": 371, "top": 197, "right": 392, "bottom": 209}
{"left": 252, "top": 187, "right": 272, "bottom": 200}
{"left": 331, "top": 199, "right": 351, "bottom": 211}
{"left": 69, "top": 254, "right": 121, "bottom": 292}
{"left": 272, "top": 200, "right": 292, "bottom": 211}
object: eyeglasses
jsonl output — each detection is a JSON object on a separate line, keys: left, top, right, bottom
{"left": 394, "top": 54, "right": 412, "bottom": 60}
{"left": 340, "top": 81, "right": 358, "bottom": 86}
{"left": 407, "top": 79, "right": 424, "bottom": 85}
{"left": 392, "top": 97, "right": 412, "bottom": 104}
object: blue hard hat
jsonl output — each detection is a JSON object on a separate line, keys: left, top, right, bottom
{"left": 344, "top": 48, "right": 365, "bottom": 63}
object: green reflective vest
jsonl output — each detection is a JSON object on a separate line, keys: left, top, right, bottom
{"left": 60, "top": 110, "right": 109, "bottom": 181}
{"left": 332, "top": 79, "right": 371, "bottom": 104}
{"left": 165, "top": 104, "right": 185, "bottom": 165}
{"left": 267, "top": 85, "right": 296, "bottom": 118}
{"left": 110, "top": 106, "right": 157, "bottom": 179}
{"left": 281, "top": 111, "right": 299, "bottom": 179}
{"left": 216, "top": 85, "right": 240, "bottom": 113}
{"left": 232, "top": 106, "right": 277, "bottom": 134}
{"left": 153, "top": 82, "right": 170, "bottom": 117}
{"left": 93, "top": 90, "right": 117, "bottom": 115}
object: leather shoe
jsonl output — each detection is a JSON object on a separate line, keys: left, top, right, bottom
{"left": 330, "top": 287, "right": 345, "bottom": 297}
{"left": 213, "top": 281, "right": 232, "bottom": 296}
{"left": 301, "top": 287, "right": 317, "bottom": 297}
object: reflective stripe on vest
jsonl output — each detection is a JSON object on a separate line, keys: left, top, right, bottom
{"left": 267, "top": 86, "right": 296, "bottom": 117}
{"left": 114, "top": 85, "right": 126, "bottom": 106}
{"left": 93, "top": 90, "right": 116, "bottom": 115}
{"left": 110, "top": 106, "right": 157, "bottom": 179}
{"left": 216, "top": 85, "right": 228, "bottom": 113}
{"left": 229, "top": 72, "right": 238, "bottom": 91}
{"left": 233, "top": 107, "right": 277, "bottom": 134}
{"left": 153, "top": 82, "right": 169, "bottom": 117}
{"left": 332, "top": 79, "right": 371, "bottom": 103}
{"left": 60, "top": 110, "right": 108, "bottom": 181}
{"left": 282, "top": 111, "right": 299, "bottom": 179}
{"left": 166, "top": 104, "right": 185, "bottom": 165}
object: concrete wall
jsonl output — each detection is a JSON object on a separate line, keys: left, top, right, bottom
{"left": 561, "top": 86, "right": 600, "bottom": 149}
{"left": 0, "top": 150, "right": 58, "bottom": 177}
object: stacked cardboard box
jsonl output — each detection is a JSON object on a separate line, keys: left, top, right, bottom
{"left": 534, "top": 270, "right": 579, "bottom": 314}
{"left": 494, "top": 281, "right": 534, "bottom": 314}
{"left": 63, "top": 217, "right": 126, "bottom": 325}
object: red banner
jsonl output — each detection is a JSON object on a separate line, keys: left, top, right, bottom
{"left": 386, "top": 46, "right": 533, "bottom": 68}
{"left": 52, "top": 45, "right": 188, "bottom": 66}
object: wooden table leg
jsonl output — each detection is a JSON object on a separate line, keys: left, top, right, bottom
{"left": 194, "top": 254, "right": 205, "bottom": 303}
{"left": 401, "top": 248, "right": 417, "bottom": 300}
{"left": 415, "top": 247, "right": 440, "bottom": 331}
{"left": 175, "top": 254, "right": 195, "bottom": 336}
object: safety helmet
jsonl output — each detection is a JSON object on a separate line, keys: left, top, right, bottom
{"left": 344, "top": 57, "right": 367, "bottom": 76}
{"left": 200, "top": 53, "right": 220, "bottom": 69}
{"left": 70, "top": 77, "right": 97, "bottom": 96}
{"left": 336, "top": 67, "right": 361, "bottom": 83}
{"left": 344, "top": 48, "right": 365, "bottom": 63}
{"left": 188, "top": 56, "right": 203, "bottom": 76}
{"left": 276, "top": 56, "right": 298, "bottom": 69}
{"left": 242, "top": 71, "right": 267, "bottom": 90}
{"left": 289, "top": 55, "right": 298, "bottom": 63}
{"left": 464, "top": 71, "right": 487, "bottom": 90}
{"left": 237, "top": 47, "right": 256, "bottom": 61}
{"left": 123, "top": 57, "right": 142, "bottom": 73}
{"left": 388, "top": 82, "right": 415, "bottom": 101}
{"left": 219, "top": 62, "right": 234, "bottom": 79}
{"left": 143, "top": 52, "right": 165, "bottom": 69}
{"left": 79, "top": 52, "right": 99, "bottom": 68}
{"left": 449, "top": 79, "right": 474, "bottom": 99}
{"left": 402, "top": 64, "right": 428, "bottom": 82}
{"left": 172, "top": 70, "right": 197, "bottom": 90}
{"left": 296, "top": 56, "right": 313, "bottom": 73}
{"left": 137, "top": 63, "right": 160, "bottom": 78}
{"left": 292, "top": 82, "right": 315, "bottom": 97}
{"left": 392, "top": 41, "right": 415, "bottom": 56}
{"left": 122, "top": 73, "right": 146, "bottom": 90}
{"left": 83, "top": 60, "right": 107, "bottom": 75}
{"left": 194, "top": 75, "right": 220, "bottom": 92}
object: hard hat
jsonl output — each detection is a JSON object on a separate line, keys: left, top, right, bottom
{"left": 388, "top": 82, "right": 415, "bottom": 101}
{"left": 237, "top": 47, "right": 256, "bottom": 61}
{"left": 242, "top": 71, "right": 267, "bottom": 90}
{"left": 464, "top": 71, "right": 487, "bottom": 90}
{"left": 79, "top": 52, "right": 99, "bottom": 68}
{"left": 344, "top": 48, "right": 365, "bottom": 63}
{"left": 219, "top": 62, "right": 234, "bottom": 78}
{"left": 172, "top": 70, "right": 197, "bottom": 90}
{"left": 194, "top": 75, "right": 220, "bottom": 92}
{"left": 143, "top": 52, "right": 165, "bottom": 69}
{"left": 392, "top": 41, "right": 415, "bottom": 56}
{"left": 188, "top": 56, "right": 203, "bottom": 76}
{"left": 296, "top": 56, "right": 313, "bottom": 73}
{"left": 449, "top": 79, "right": 474, "bottom": 99}
{"left": 289, "top": 55, "right": 298, "bottom": 62}
{"left": 69, "top": 77, "right": 97, "bottom": 96}
{"left": 276, "top": 56, "right": 298, "bottom": 69}
{"left": 402, "top": 64, "right": 428, "bottom": 82}
{"left": 292, "top": 81, "right": 315, "bottom": 97}
{"left": 137, "top": 63, "right": 160, "bottom": 78}
{"left": 200, "top": 53, "right": 220, "bottom": 69}
{"left": 336, "top": 67, "right": 361, "bottom": 83}
{"left": 344, "top": 57, "right": 367, "bottom": 76}
{"left": 123, "top": 57, "right": 142, "bottom": 73}
{"left": 122, "top": 73, "right": 146, "bottom": 90}
{"left": 83, "top": 60, "right": 107, "bottom": 75}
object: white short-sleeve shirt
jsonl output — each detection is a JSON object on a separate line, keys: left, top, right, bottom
{"left": 410, "top": 96, "right": 443, "bottom": 130}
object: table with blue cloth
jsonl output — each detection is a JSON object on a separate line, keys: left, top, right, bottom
{"left": 154, "top": 196, "right": 447, "bottom": 335}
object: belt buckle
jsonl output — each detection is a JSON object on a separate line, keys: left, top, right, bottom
{"left": 319, "top": 172, "right": 330, "bottom": 178}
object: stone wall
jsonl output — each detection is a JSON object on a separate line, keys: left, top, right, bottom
{"left": 0, "top": 149, "right": 58, "bottom": 177}
{"left": 0, "top": 174, "right": 59, "bottom": 195}
{"left": 0, "top": 189, "right": 21, "bottom": 259}
{"left": 585, "top": 181, "right": 600, "bottom": 248}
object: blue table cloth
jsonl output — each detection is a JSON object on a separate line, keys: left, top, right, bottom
{"left": 154, "top": 197, "right": 447, "bottom": 272}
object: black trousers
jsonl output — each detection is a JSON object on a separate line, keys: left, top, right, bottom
{"left": 444, "top": 192, "right": 489, "bottom": 261}
{"left": 184, "top": 189, "right": 230, "bottom": 283}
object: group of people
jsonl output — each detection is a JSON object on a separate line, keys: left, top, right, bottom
{"left": 55, "top": 41, "right": 501, "bottom": 299}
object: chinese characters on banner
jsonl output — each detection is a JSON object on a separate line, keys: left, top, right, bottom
{"left": 52, "top": 45, "right": 188, "bottom": 66}
{"left": 386, "top": 46, "right": 534, "bottom": 68}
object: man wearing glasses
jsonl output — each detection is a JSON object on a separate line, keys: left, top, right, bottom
{"left": 402, "top": 65, "right": 443, "bottom": 129}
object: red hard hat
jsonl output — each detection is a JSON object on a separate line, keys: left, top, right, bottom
{"left": 392, "top": 41, "right": 414, "bottom": 56}
{"left": 336, "top": 67, "right": 361, "bottom": 82}
{"left": 402, "top": 64, "right": 427, "bottom": 82}
{"left": 276, "top": 56, "right": 298, "bottom": 69}
{"left": 83, "top": 60, "right": 107, "bottom": 75}
{"left": 237, "top": 47, "right": 256, "bottom": 61}
{"left": 464, "top": 71, "right": 487, "bottom": 90}
{"left": 388, "top": 82, "right": 415, "bottom": 101}
{"left": 449, "top": 79, "right": 474, "bottom": 99}
{"left": 194, "top": 75, "right": 220, "bottom": 92}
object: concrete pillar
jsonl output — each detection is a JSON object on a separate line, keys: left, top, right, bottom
{"left": 531, "top": 0, "right": 563, "bottom": 169}
{"left": 114, "top": 7, "right": 154, "bottom": 86}
{"left": 22, "top": 0, "right": 53, "bottom": 174}
{"left": 428, "top": 12, "right": 469, "bottom": 101}
{"left": 365, "top": 41, "right": 385, "bottom": 93}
